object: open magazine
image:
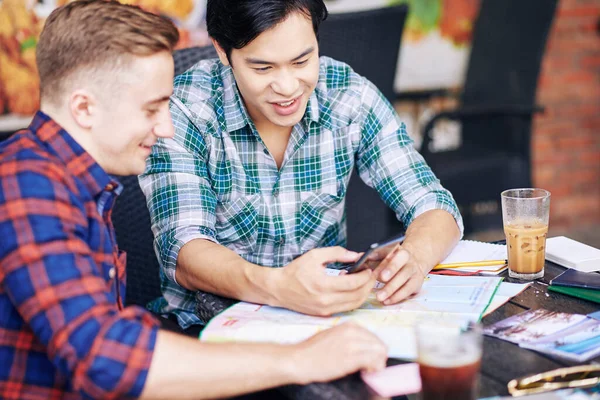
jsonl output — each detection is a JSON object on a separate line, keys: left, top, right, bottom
{"left": 483, "top": 309, "right": 600, "bottom": 362}
{"left": 200, "top": 274, "right": 502, "bottom": 360}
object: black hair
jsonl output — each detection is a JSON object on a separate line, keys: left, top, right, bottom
{"left": 206, "top": 0, "right": 328, "bottom": 60}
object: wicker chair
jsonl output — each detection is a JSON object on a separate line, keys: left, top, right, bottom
{"left": 419, "top": 0, "right": 558, "bottom": 233}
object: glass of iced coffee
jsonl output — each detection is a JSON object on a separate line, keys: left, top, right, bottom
{"left": 415, "top": 320, "right": 482, "bottom": 400}
{"left": 501, "top": 188, "right": 551, "bottom": 280}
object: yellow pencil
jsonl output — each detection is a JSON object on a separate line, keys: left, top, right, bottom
{"left": 433, "top": 260, "right": 507, "bottom": 270}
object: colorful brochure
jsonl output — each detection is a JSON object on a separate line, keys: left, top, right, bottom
{"left": 484, "top": 309, "right": 600, "bottom": 362}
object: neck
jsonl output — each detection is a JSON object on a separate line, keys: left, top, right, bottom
{"left": 255, "top": 121, "right": 293, "bottom": 139}
{"left": 40, "top": 103, "right": 103, "bottom": 168}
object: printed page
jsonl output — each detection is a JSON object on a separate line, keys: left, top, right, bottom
{"left": 483, "top": 309, "right": 588, "bottom": 344}
{"left": 521, "top": 317, "right": 600, "bottom": 362}
{"left": 483, "top": 282, "right": 532, "bottom": 317}
{"left": 201, "top": 275, "right": 502, "bottom": 359}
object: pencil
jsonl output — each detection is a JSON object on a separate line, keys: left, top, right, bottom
{"left": 432, "top": 259, "right": 507, "bottom": 270}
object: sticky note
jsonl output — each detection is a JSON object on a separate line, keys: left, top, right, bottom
{"left": 361, "top": 363, "right": 422, "bottom": 397}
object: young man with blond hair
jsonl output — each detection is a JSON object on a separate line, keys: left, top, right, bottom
{"left": 0, "top": 1, "right": 387, "bottom": 399}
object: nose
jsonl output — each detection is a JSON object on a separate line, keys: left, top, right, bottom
{"left": 271, "top": 68, "right": 299, "bottom": 98}
{"left": 153, "top": 110, "right": 175, "bottom": 139}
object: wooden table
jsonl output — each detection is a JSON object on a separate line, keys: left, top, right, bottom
{"left": 196, "top": 259, "right": 600, "bottom": 400}
{"left": 273, "top": 260, "right": 600, "bottom": 400}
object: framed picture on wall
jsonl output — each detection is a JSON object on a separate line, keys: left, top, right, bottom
{"left": 324, "top": 0, "right": 480, "bottom": 94}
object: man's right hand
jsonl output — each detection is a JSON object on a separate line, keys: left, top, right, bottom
{"left": 289, "top": 323, "right": 388, "bottom": 385}
{"left": 271, "top": 246, "right": 376, "bottom": 316}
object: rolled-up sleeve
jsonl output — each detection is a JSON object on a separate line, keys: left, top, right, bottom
{"left": 139, "top": 98, "right": 219, "bottom": 284}
{"left": 0, "top": 163, "right": 159, "bottom": 399}
{"left": 354, "top": 79, "right": 464, "bottom": 236}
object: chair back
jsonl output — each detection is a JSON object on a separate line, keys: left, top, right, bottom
{"left": 419, "top": 0, "right": 557, "bottom": 233}
{"left": 319, "top": 5, "right": 407, "bottom": 103}
{"left": 173, "top": 45, "right": 218, "bottom": 76}
{"left": 461, "top": 0, "right": 557, "bottom": 156}
{"left": 113, "top": 45, "right": 217, "bottom": 307}
{"left": 112, "top": 175, "right": 160, "bottom": 307}
{"left": 318, "top": 5, "right": 408, "bottom": 249}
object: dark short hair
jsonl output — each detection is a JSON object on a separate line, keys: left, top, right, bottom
{"left": 37, "top": 0, "right": 179, "bottom": 105}
{"left": 206, "top": 0, "right": 328, "bottom": 60}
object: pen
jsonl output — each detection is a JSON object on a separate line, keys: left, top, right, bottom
{"left": 432, "top": 259, "right": 507, "bottom": 270}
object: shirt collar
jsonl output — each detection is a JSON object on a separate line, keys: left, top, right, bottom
{"left": 29, "top": 111, "right": 120, "bottom": 198}
{"left": 306, "top": 60, "right": 332, "bottom": 125}
{"left": 219, "top": 62, "right": 321, "bottom": 133}
{"left": 220, "top": 65, "right": 253, "bottom": 133}
{"left": 305, "top": 87, "right": 321, "bottom": 126}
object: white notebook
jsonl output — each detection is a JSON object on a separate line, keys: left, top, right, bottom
{"left": 439, "top": 240, "right": 507, "bottom": 275}
{"left": 545, "top": 236, "right": 600, "bottom": 272}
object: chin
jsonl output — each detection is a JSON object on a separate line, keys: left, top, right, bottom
{"left": 274, "top": 112, "right": 304, "bottom": 127}
{"left": 279, "top": 118, "right": 302, "bottom": 128}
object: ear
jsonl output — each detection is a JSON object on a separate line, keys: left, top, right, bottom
{"left": 211, "top": 38, "right": 230, "bottom": 67}
{"left": 68, "top": 89, "right": 96, "bottom": 129}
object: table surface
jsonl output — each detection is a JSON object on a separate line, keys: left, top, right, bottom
{"left": 290, "top": 261, "right": 600, "bottom": 400}
{"left": 196, "top": 260, "right": 600, "bottom": 400}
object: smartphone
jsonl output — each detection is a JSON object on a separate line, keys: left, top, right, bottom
{"left": 346, "top": 233, "right": 406, "bottom": 274}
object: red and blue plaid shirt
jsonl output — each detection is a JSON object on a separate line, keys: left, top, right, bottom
{"left": 0, "top": 111, "right": 160, "bottom": 399}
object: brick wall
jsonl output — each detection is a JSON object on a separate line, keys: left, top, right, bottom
{"left": 533, "top": 0, "right": 600, "bottom": 229}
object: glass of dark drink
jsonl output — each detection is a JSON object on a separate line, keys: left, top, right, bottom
{"left": 416, "top": 320, "right": 482, "bottom": 400}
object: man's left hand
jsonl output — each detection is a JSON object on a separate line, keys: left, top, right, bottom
{"left": 372, "top": 246, "right": 427, "bottom": 305}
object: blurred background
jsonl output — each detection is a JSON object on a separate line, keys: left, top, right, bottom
{"left": 1, "top": 0, "right": 598, "bottom": 247}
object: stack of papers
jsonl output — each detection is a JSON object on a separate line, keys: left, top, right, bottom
{"left": 201, "top": 275, "right": 502, "bottom": 360}
{"left": 546, "top": 236, "right": 600, "bottom": 272}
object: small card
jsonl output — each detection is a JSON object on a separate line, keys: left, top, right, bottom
{"left": 361, "top": 363, "right": 422, "bottom": 397}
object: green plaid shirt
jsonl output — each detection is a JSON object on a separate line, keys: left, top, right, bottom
{"left": 140, "top": 56, "right": 463, "bottom": 328}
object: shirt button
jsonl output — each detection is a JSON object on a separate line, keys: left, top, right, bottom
{"left": 105, "top": 183, "right": 114, "bottom": 191}
{"left": 263, "top": 148, "right": 269, "bottom": 155}
{"left": 273, "top": 188, "right": 279, "bottom": 197}
{"left": 278, "top": 237, "right": 285, "bottom": 245}
{"left": 109, "top": 267, "right": 116, "bottom": 279}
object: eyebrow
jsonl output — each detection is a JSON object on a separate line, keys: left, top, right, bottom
{"left": 245, "top": 47, "right": 315, "bottom": 65}
{"left": 144, "top": 94, "right": 172, "bottom": 106}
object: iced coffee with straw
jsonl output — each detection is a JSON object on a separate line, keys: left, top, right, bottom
{"left": 501, "top": 189, "right": 551, "bottom": 280}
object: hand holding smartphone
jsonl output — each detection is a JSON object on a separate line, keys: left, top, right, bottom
{"left": 346, "top": 233, "right": 406, "bottom": 274}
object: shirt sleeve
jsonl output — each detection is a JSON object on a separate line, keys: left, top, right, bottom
{"left": 0, "top": 159, "right": 159, "bottom": 398}
{"left": 354, "top": 79, "right": 464, "bottom": 236}
{"left": 139, "top": 98, "right": 219, "bottom": 284}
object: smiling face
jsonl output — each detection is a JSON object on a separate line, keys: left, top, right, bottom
{"left": 214, "top": 11, "right": 320, "bottom": 134}
{"left": 88, "top": 51, "right": 175, "bottom": 175}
